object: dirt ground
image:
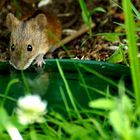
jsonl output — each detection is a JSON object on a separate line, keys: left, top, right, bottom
{"left": 0, "top": 0, "right": 138, "bottom": 64}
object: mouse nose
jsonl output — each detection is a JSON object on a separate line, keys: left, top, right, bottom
{"left": 9, "top": 59, "right": 25, "bottom": 70}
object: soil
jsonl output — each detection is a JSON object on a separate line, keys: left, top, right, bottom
{"left": 0, "top": 0, "right": 136, "bottom": 64}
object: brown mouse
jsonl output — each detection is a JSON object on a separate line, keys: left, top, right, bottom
{"left": 6, "top": 12, "right": 61, "bottom": 70}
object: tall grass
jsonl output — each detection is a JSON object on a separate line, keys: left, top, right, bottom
{"left": 56, "top": 59, "right": 81, "bottom": 119}
{"left": 79, "top": 0, "right": 92, "bottom": 35}
{"left": 123, "top": 0, "right": 140, "bottom": 107}
{"left": 79, "top": 0, "right": 105, "bottom": 36}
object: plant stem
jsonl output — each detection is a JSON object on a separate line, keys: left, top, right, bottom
{"left": 123, "top": 0, "right": 140, "bottom": 107}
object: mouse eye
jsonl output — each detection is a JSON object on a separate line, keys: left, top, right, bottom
{"left": 27, "top": 44, "right": 32, "bottom": 51}
{"left": 11, "top": 44, "right": 15, "bottom": 51}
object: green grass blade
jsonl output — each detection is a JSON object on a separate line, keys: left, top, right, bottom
{"left": 123, "top": 0, "right": 140, "bottom": 107}
{"left": 56, "top": 59, "right": 81, "bottom": 119}
{"left": 59, "top": 86, "right": 72, "bottom": 119}
{"left": 79, "top": 0, "right": 92, "bottom": 35}
{"left": 79, "top": 64, "right": 133, "bottom": 97}
{"left": 21, "top": 71, "right": 31, "bottom": 93}
{"left": 1, "top": 79, "right": 19, "bottom": 107}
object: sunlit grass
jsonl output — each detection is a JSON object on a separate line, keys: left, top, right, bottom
{"left": 123, "top": 0, "right": 140, "bottom": 107}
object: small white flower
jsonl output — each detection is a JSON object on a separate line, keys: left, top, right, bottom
{"left": 16, "top": 94, "right": 47, "bottom": 125}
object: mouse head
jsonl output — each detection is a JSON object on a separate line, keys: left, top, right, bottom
{"left": 6, "top": 13, "right": 48, "bottom": 70}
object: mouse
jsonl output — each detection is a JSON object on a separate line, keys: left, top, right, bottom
{"left": 6, "top": 12, "right": 61, "bottom": 70}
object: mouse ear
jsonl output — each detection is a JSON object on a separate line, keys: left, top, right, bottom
{"left": 34, "top": 14, "right": 47, "bottom": 30}
{"left": 6, "top": 13, "right": 20, "bottom": 30}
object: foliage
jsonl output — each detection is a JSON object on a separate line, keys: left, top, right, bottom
{"left": 79, "top": 0, "right": 105, "bottom": 36}
{"left": 0, "top": 0, "right": 140, "bottom": 140}
{"left": 123, "top": 0, "right": 140, "bottom": 107}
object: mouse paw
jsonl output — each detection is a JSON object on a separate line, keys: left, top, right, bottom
{"left": 33, "top": 54, "right": 45, "bottom": 67}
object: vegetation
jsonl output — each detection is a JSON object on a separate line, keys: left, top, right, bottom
{"left": 0, "top": 0, "right": 140, "bottom": 140}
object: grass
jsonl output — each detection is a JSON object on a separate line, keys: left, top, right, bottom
{"left": 56, "top": 59, "right": 81, "bottom": 119}
{"left": 79, "top": 0, "right": 93, "bottom": 36}
{"left": 123, "top": 0, "right": 140, "bottom": 108}
{"left": 0, "top": 0, "right": 140, "bottom": 140}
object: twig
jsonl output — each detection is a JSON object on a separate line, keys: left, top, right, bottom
{"left": 49, "top": 23, "right": 95, "bottom": 52}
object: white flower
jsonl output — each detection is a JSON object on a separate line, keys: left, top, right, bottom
{"left": 16, "top": 94, "right": 47, "bottom": 125}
